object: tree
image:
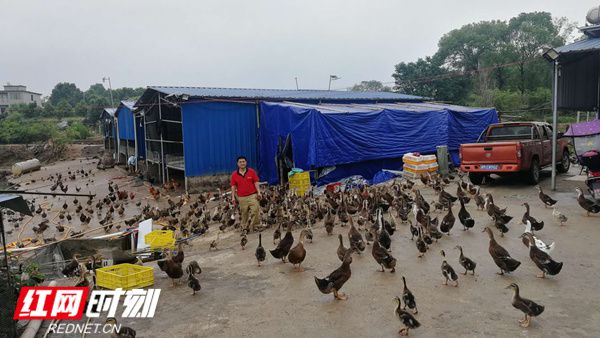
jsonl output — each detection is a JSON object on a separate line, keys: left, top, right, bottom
{"left": 507, "top": 12, "right": 563, "bottom": 94}
{"left": 435, "top": 20, "right": 509, "bottom": 73}
{"left": 5, "top": 103, "right": 41, "bottom": 119}
{"left": 55, "top": 100, "right": 73, "bottom": 117}
{"left": 393, "top": 57, "right": 470, "bottom": 102}
{"left": 392, "top": 11, "right": 576, "bottom": 113}
{"left": 48, "top": 83, "right": 83, "bottom": 106}
{"left": 73, "top": 102, "right": 88, "bottom": 117}
{"left": 350, "top": 80, "right": 392, "bottom": 92}
{"left": 84, "top": 83, "right": 107, "bottom": 99}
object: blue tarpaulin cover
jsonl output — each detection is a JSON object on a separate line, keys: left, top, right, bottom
{"left": 258, "top": 102, "right": 498, "bottom": 185}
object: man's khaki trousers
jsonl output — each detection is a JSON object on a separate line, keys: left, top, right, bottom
{"left": 238, "top": 194, "right": 259, "bottom": 231}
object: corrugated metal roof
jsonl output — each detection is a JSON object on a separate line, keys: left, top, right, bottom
{"left": 121, "top": 101, "right": 135, "bottom": 109}
{"left": 143, "top": 86, "right": 424, "bottom": 102}
{"left": 114, "top": 101, "right": 135, "bottom": 117}
{"left": 102, "top": 108, "right": 116, "bottom": 117}
{"left": 556, "top": 38, "right": 600, "bottom": 54}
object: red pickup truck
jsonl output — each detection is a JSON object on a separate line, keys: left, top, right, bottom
{"left": 460, "top": 122, "right": 570, "bottom": 185}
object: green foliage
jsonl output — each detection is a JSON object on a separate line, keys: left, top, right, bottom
{"left": 0, "top": 116, "right": 54, "bottom": 143}
{"left": 392, "top": 11, "right": 577, "bottom": 115}
{"left": 1, "top": 83, "right": 145, "bottom": 125}
{"left": 65, "top": 121, "right": 91, "bottom": 140}
{"left": 436, "top": 20, "right": 509, "bottom": 72}
{"left": 18, "top": 263, "right": 45, "bottom": 287}
{"left": 0, "top": 111, "right": 93, "bottom": 144}
{"left": 49, "top": 82, "right": 83, "bottom": 106}
{"left": 5, "top": 103, "right": 42, "bottom": 119}
{"left": 350, "top": 80, "right": 392, "bottom": 92}
{"left": 393, "top": 57, "right": 471, "bottom": 102}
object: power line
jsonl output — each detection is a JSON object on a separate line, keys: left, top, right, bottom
{"left": 335, "top": 56, "right": 543, "bottom": 91}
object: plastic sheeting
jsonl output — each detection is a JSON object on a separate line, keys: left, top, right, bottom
{"left": 258, "top": 102, "right": 498, "bottom": 185}
{"left": 181, "top": 102, "right": 258, "bottom": 176}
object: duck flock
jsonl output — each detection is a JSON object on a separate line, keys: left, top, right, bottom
{"left": 145, "top": 170, "right": 600, "bottom": 336}
{"left": 5, "top": 162, "right": 600, "bottom": 337}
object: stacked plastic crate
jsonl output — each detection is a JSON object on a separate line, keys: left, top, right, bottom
{"left": 402, "top": 153, "right": 438, "bottom": 179}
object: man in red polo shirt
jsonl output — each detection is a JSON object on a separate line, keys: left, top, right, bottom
{"left": 231, "top": 156, "right": 261, "bottom": 232}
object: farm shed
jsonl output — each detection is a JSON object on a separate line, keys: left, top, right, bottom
{"left": 115, "top": 100, "right": 145, "bottom": 164}
{"left": 133, "top": 86, "right": 424, "bottom": 190}
{"left": 543, "top": 19, "right": 600, "bottom": 189}
{"left": 258, "top": 102, "right": 498, "bottom": 185}
{"left": 99, "top": 107, "right": 117, "bottom": 159}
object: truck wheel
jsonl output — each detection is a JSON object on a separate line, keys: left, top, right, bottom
{"left": 557, "top": 149, "right": 570, "bottom": 174}
{"left": 469, "top": 172, "right": 485, "bottom": 185}
{"left": 528, "top": 158, "right": 540, "bottom": 184}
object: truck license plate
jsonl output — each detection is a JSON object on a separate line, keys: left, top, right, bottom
{"left": 480, "top": 164, "right": 498, "bottom": 170}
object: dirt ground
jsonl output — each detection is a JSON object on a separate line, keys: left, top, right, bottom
{"left": 5, "top": 155, "right": 600, "bottom": 337}
{"left": 0, "top": 143, "right": 103, "bottom": 171}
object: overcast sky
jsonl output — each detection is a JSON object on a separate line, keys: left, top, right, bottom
{"left": 0, "top": 0, "right": 597, "bottom": 95}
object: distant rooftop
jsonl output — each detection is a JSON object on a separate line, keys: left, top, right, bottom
{"left": 136, "top": 86, "right": 425, "bottom": 106}
{"left": 1, "top": 84, "right": 42, "bottom": 95}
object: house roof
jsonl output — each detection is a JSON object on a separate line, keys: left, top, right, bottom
{"left": 135, "top": 86, "right": 425, "bottom": 107}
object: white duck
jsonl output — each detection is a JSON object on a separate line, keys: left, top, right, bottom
{"left": 552, "top": 206, "right": 568, "bottom": 226}
{"left": 522, "top": 220, "right": 555, "bottom": 254}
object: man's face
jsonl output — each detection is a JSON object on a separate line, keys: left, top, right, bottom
{"left": 237, "top": 159, "right": 247, "bottom": 169}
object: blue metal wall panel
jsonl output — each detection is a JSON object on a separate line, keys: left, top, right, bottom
{"left": 181, "top": 102, "right": 258, "bottom": 177}
{"left": 116, "top": 106, "right": 135, "bottom": 141}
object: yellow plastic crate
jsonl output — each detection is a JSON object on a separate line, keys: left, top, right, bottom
{"left": 96, "top": 263, "right": 154, "bottom": 290}
{"left": 289, "top": 171, "right": 311, "bottom": 196}
{"left": 144, "top": 230, "right": 175, "bottom": 250}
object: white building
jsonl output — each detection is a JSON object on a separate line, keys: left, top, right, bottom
{"left": 0, "top": 84, "right": 43, "bottom": 113}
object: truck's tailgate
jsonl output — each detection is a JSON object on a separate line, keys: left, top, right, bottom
{"left": 461, "top": 142, "right": 520, "bottom": 164}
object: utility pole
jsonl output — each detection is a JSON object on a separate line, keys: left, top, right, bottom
{"left": 294, "top": 77, "right": 299, "bottom": 90}
{"left": 328, "top": 75, "right": 340, "bottom": 91}
{"left": 551, "top": 61, "right": 559, "bottom": 191}
{"left": 102, "top": 77, "right": 114, "bottom": 107}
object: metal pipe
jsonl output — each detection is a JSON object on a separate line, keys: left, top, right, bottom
{"left": 158, "top": 95, "right": 166, "bottom": 184}
{"left": 551, "top": 61, "right": 559, "bottom": 191}
{"left": 0, "top": 190, "right": 95, "bottom": 197}
{"left": 143, "top": 110, "right": 149, "bottom": 174}
{"left": 180, "top": 106, "right": 187, "bottom": 193}
{"left": 133, "top": 114, "right": 138, "bottom": 172}
{"left": 1, "top": 212, "right": 17, "bottom": 337}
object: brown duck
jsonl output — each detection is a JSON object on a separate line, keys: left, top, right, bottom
{"left": 348, "top": 218, "right": 366, "bottom": 253}
{"left": 440, "top": 201, "right": 455, "bottom": 234}
{"left": 314, "top": 252, "right": 352, "bottom": 300}
{"left": 575, "top": 187, "right": 600, "bottom": 216}
{"left": 536, "top": 185, "right": 556, "bottom": 208}
{"left": 337, "top": 234, "right": 352, "bottom": 262}
{"left": 287, "top": 232, "right": 307, "bottom": 271}
{"left": 270, "top": 226, "right": 294, "bottom": 262}
{"left": 371, "top": 239, "right": 396, "bottom": 273}
{"left": 482, "top": 227, "right": 521, "bottom": 275}
{"left": 505, "top": 283, "right": 544, "bottom": 328}
{"left": 521, "top": 233, "right": 563, "bottom": 278}
{"left": 521, "top": 202, "right": 544, "bottom": 231}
